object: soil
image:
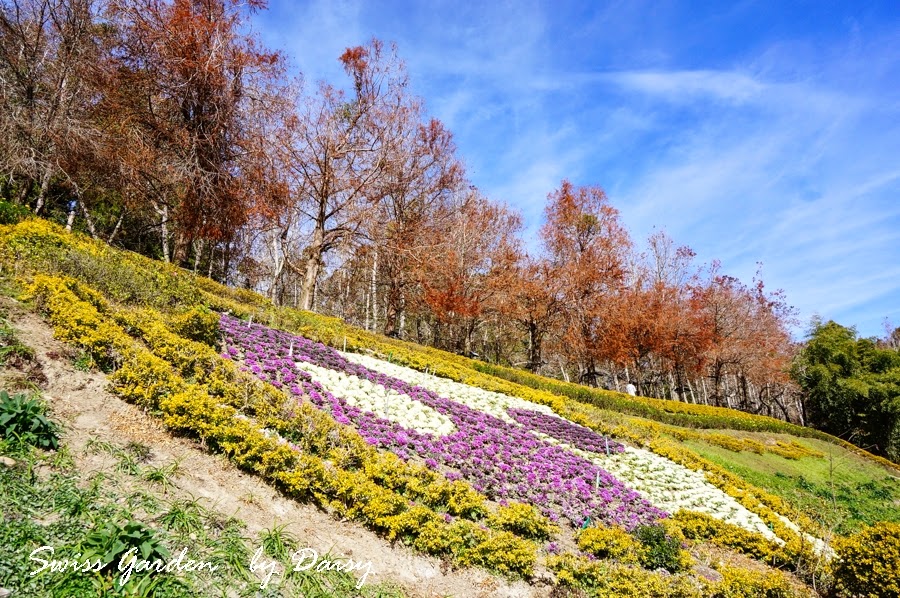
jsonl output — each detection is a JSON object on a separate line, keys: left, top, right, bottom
{"left": 0, "top": 296, "right": 543, "bottom": 598}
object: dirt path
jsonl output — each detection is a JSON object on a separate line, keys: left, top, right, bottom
{"left": 2, "top": 296, "right": 542, "bottom": 598}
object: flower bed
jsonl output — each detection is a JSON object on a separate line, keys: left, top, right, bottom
{"left": 591, "top": 447, "right": 779, "bottom": 541}
{"left": 294, "top": 343, "right": 791, "bottom": 543}
{"left": 23, "top": 275, "right": 540, "bottom": 577}
{"left": 220, "top": 314, "right": 665, "bottom": 530}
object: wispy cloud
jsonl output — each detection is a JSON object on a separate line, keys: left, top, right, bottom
{"left": 605, "top": 70, "right": 769, "bottom": 103}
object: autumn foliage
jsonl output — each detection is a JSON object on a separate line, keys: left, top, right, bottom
{"left": 0, "top": 2, "right": 803, "bottom": 423}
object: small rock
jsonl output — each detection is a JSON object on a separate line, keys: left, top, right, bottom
{"left": 694, "top": 564, "right": 723, "bottom": 583}
{"left": 0, "top": 587, "right": 12, "bottom": 597}
{"left": 0, "top": 456, "right": 16, "bottom": 468}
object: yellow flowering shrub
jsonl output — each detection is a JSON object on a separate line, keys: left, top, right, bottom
{"left": 111, "top": 349, "right": 186, "bottom": 408}
{"left": 709, "top": 566, "right": 801, "bottom": 598}
{"left": 577, "top": 525, "right": 643, "bottom": 564}
{"left": 831, "top": 522, "right": 900, "bottom": 598}
{"left": 548, "top": 553, "right": 702, "bottom": 597}
{"left": 383, "top": 505, "right": 444, "bottom": 543}
{"left": 412, "top": 519, "right": 488, "bottom": 558}
{"left": 22, "top": 275, "right": 131, "bottom": 369}
{"left": 425, "top": 479, "right": 486, "bottom": 518}
{"left": 272, "top": 456, "right": 328, "bottom": 504}
{"left": 167, "top": 305, "right": 221, "bottom": 347}
{"left": 457, "top": 530, "right": 536, "bottom": 578}
{"left": 674, "top": 511, "right": 782, "bottom": 564}
{"left": 486, "top": 502, "right": 557, "bottom": 541}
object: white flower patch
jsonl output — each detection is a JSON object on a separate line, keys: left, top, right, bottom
{"left": 776, "top": 514, "right": 833, "bottom": 556}
{"left": 339, "top": 351, "right": 821, "bottom": 548}
{"left": 295, "top": 361, "right": 456, "bottom": 436}
{"left": 592, "top": 446, "right": 782, "bottom": 543}
{"left": 342, "top": 352, "right": 559, "bottom": 423}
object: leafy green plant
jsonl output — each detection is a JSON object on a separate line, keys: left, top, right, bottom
{"left": 0, "top": 199, "right": 32, "bottom": 224}
{"left": 259, "top": 523, "right": 299, "bottom": 561}
{"left": 79, "top": 520, "right": 171, "bottom": 574}
{"left": 157, "top": 496, "right": 207, "bottom": 536}
{"left": 0, "top": 390, "right": 59, "bottom": 449}
{"left": 72, "top": 351, "right": 94, "bottom": 372}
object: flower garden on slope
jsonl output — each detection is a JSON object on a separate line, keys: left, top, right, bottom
{"left": 5, "top": 221, "right": 884, "bottom": 596}
{"left": 220, "top": 313, "right": 800, "bottom": 542}
{"left": 221, "top": 314, "right": 663, "bottom": 529}
{"left": 344, "top": 350, "right": 782, "bottom": 542}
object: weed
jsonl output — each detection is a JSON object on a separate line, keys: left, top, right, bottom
{"left": 259, "top": 523, "right": 298, "bottom": 562}
{"left": 0, "top": 319, "right": 34, "bottom": 364}
{"left": 208, "top": 518, "right": 252, "bottom": 582}
{"left": 72, "top": 351, "right": 94, "bottom": 372}
{"left": 142, "top": 460, "right": 181, "bottom": 491}
{"left": 125, "top": 441, "right": 153, "bottom": 463}
{"left": 0, "top": 390, "right": 59, "bottom": 450}
{"left": 157, "top": 496, "right": 207, "bottom": 537}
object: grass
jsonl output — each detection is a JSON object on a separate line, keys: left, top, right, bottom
{"left": 0, "top": 317, "right": 34, "bottom": 364}
{"left": 682, "top": 437, "right": 900, "bottom": 535}
{"left": 142, "top": 460, "right": 181, "bottom": 492}
{"left": 0, "top": 416, "right": 407, "bottom": 597}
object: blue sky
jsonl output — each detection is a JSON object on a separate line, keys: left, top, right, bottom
{"left": 251, "top": 1, "right": 900, "bottom": 339}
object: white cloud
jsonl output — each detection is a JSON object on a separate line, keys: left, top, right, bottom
{"left": 606, "top": 69, "right": 768, "bottom": 103}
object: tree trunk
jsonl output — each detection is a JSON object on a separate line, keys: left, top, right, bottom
{"left": 193, "top": 239, "right": 203, "bottom": 273}
{"left": 267, "top": 230, "right": 286, "bottom": 303}
{"left": 108, "top": 210, "right": 126, "bottom": 245}
{"left": 65, "top": 202, "right": 77, "bottom": 231}
{"left": 298, "top": 225, "right": 324, "bottom": 311}
{"left": 153, "top": 203, "right": 171, "bottom": 263}
{"left": 383, "top": 270, "right": 404, "bottom": 338}
{"left": 80, "top": 201, "right": 98, "bottom": 238}
{"left": 527, "top": 321, "right": 542, "bottom": 372}
{"left": 33, "top": 171, "right": 51, "bottom": 215}
{"left": 370, "top": 250, "right": 378, "bottom": 331}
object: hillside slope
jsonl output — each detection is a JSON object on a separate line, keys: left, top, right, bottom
{"left": 2, "top": 219, "right": 899, "bottom": 597}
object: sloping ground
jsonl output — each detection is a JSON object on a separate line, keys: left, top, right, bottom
{"left": 1, "top": 219, "right": 899, "bottom": 597}
{"left": 0, "top": 296, "right": 536, "bottom": 597}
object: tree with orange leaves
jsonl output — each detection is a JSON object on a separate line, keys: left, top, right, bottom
{"left": 540, "top": 180, "right": 631, "bottom": 385}
{"left": 100, "top": 0, "right": 283, "bottom": 263}
{"left": 417, "top": 190, "right": 522, "bottom": 355}
{"left": 691, "top": 262, "right": 796, "bottom": 410}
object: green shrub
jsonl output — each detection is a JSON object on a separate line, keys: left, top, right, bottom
{"left": 0, "top": 390, "right": 59, "bottom": 450}
{"left": 0, "top": 200, "right": 31, "bottom": 224}
{"left": 633, "top": 523, "right": 689, "bottom": 573}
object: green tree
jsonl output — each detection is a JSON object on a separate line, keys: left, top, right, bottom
{"left": 792, "top": 319, "right": 900, "bottom": 461}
